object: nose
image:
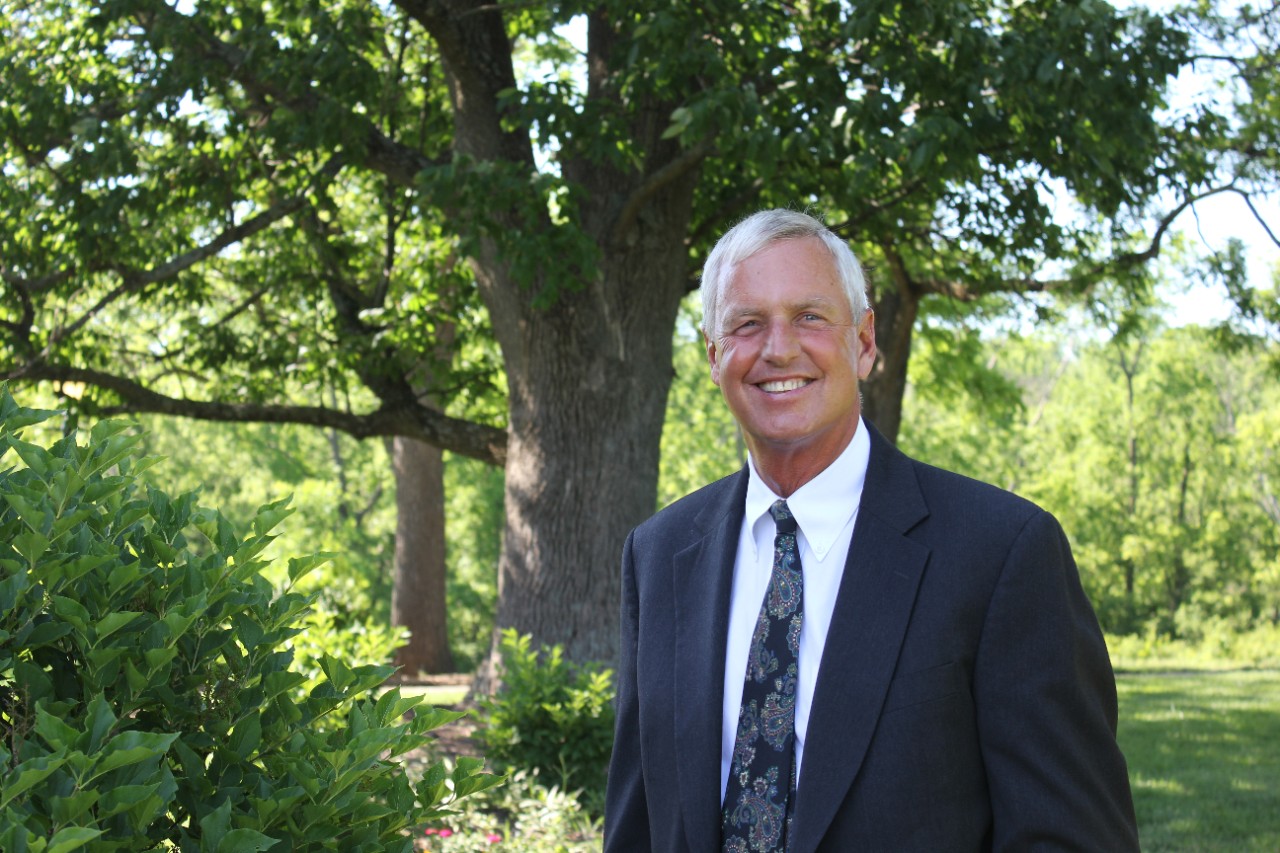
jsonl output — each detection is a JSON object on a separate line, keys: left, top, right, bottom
{"left": 761, "top": 320, "right": 801, "bottom": 363}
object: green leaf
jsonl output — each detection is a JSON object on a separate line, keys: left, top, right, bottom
{"left": 285, "top": 552, "right": 334, "bottom": 584}
{"left": 319, "top": 654, "right": 355, "bottom": 692}
{"left": 199, "top": 799, "right": 233, "bottom": 850}
{"left": 0, "top": 754, "right": 70, "bottom": 808}
{"left": 251, "top": 497, "right": 293, "bottom": 536}
{"left": 124, "top": 658, "right": 149, "bottom": 693}
{"left": 229, "top": 713, "right": 262, "bottom": 761}
{"left": 9, "top": 438, "right": 52, "bottom": 477}
{"left": 106, "top": 560, "right": 144, "bottom": 596}
{"left": 26, "top": 619, "right": 72, "bottom": 647}
{"left": 65, "top": 552, "right": 116, "bottom": 582}
{"left": 216, "top": 828, "right": 277, "bottom": 853}
{"left": 95, "top": 610, "right": 142, "bottom": 640}
{"left": 98, "top": 782, "right": 162, "bottom": 820}
{"left": 143, "top": 646, "right": 177, "bottom": 675}
{"left": 45, "top": 826, "right": 103, "bottom": 853}
{"left": 15, "top": 659, "right": 53, "bottom": 704}
{"left": 50, "top": 789, "right": 100, "bottom": 827}
{"left": 0, "top": 571, "right": 31, "bottom": 612}
{"left": 11, "top": 529, "right": 51, "bottom": 566}
{"left": 49, "top": 467, "right": 86, "bottom": 511}
{"left": 34, "top": 705, "right": 79, "bottom": 749}
{"left": 161, "top": 605, "right": 201, "bottom": 643}
{"left": 49, "top": 596, "right": 91, "bottom": 633}
{"left": 86, "top": 695, "right": 118, "bottom": 752}
{"left": 87, "top": 731, "right": 178, "bottom": 782}
{"left": 0, "top": 391, "right": 58, "bottom": 432}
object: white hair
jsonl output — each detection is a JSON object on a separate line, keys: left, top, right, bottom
{"left": 700, "top": 209, "right": 870, "bottom": 336}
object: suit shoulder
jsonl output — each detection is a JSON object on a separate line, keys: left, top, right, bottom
{"left": 906, "top": 455, "right": 1052, "bottom": 537}
{"left": 629, "top": 470, "right": 743, "bottom": 547}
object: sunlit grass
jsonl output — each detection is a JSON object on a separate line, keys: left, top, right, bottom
{"left": 392, "top": 670, "right": 1280, "bottom": 851}
{"left": 409, "top": 684, "right": 470, "bottom": 706}
{"left": 1118, "top": 670, "right": 1280, "bottom": 852}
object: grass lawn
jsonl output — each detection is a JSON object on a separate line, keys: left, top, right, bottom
{"left": 392, "top": 670, "right": 1279, "bottom": 851}
{"left": 1118, "top": 669, "right": 1280, "bottom": 852}
{"left": 402, "top": 683, "right": 469, "bottom": 707}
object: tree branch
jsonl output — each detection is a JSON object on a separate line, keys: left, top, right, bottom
{"left": 1239, "top": 189, "right": 1280, "bottom": 249}
{"left": 4, "top": 362, "right": 507, "bottom": 466}
{"left": 37, "top": 160, "right": 342, "bottom": 358}
{"left": 392, "top": 0, "right": 532, "bottom": 167}
{"left": 611, "top": 136, "right": 717, "bottom": 245}
{"left": 910, "top": 182, "right": 1272, "bottom": 302}
{"left": 136, "top": 0, "right": 446, "bottom": 188}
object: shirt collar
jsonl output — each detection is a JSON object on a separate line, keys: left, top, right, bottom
{"left": 744, "top": 417, "right": 871, "bottom": 561}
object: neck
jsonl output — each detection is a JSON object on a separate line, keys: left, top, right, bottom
{"left": 749, "top": 420, "right": 859, "bottom": 497}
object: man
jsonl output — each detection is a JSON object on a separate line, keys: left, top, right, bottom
{"left": 604, "top": 209, "right": 1139, "bottom": 852}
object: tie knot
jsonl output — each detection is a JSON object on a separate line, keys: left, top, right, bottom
{"left": 769, "top": 499, "right": 797, "bottom": 535}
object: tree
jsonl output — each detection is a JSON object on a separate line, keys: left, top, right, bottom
{"left": 895, "top": 293, "right": 1280, "bottom": 639}
{"left": 3, "top": 0, "right": 1264, "bottom": 669}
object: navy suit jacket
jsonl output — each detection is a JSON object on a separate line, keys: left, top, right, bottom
{"left": 604, "top": 425, "right": 1138, "bottom": 852}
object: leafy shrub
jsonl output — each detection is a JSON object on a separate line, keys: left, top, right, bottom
{"left": 420, "top": 769, "right": 601, "bottom": 852}
{"left": 288, "top": 607, "right": 409, "bottom": 707}
{"left": 476, "top": 630, "right": 615, "bottom": 816}
{"left": 0, "top": 389, "right": 500, "bottom": 852}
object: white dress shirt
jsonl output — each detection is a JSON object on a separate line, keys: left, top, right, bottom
{"left": 719, "top": 418, "right": 871, "bottom": 804}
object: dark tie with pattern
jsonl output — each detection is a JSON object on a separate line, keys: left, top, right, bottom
{"left": 721, "top": 499, "right": 803, "bottom": 853}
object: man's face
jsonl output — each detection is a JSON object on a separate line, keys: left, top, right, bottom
{"left": 706, "top": 237, "right": 876, "bottom": 466}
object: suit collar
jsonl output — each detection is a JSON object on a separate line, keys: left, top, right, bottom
{"left": 790, "top": 423, "right": 932, "bottom": 852}
{"left": 673, "top": 467, "right": 748, "bottom": 852}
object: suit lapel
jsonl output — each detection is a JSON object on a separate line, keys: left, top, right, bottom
{"left": 790, "top": 426, "right": 932, "bottom": 853}
{"left": 672, "top": 470, "right": 747, "bottom": 852}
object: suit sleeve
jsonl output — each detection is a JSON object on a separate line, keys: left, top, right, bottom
{"left": 604, "top": 529, "right": 652, "bottom": 851}
{"left": 974, "top": 510, "right": 1140, "bottom": 851}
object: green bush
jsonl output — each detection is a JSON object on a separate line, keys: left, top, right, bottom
{"left": 0, "top": 388, "right": 500, "bottom": 852}
{"left": 476, "top": 630, "right": 615, "bottom": 816}
{"left": 422, "top": 769, "right": 601, "bottom": 852}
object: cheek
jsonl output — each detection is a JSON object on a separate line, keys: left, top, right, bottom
{"left": 711, "top": 340, "right": 743, "bottom": 385}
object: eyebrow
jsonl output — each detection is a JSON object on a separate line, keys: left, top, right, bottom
{"left": 723, "top": 295, "right": 841, "bottom": 319}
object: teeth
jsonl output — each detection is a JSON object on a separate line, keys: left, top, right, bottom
{"left": 759, "top": 379, "right": 809, "bottom": 393}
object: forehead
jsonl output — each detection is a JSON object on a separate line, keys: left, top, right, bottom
{"left": 721, "top": 237, "right": 847, "bottom": 308}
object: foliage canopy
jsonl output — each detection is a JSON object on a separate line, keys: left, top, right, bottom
{"left": 2, "top": 0, "right": 1275, "bottom": 664}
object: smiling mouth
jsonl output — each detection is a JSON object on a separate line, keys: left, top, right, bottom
{"left": 757, "top": 379, "right": 811, "bottom": 393}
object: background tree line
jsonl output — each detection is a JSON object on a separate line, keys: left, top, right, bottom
{"left": 2, "top": 0, "right": 1277, "bottom": 676}
{"left": 18, "top": 272, "right": 1273, "bottom": 673}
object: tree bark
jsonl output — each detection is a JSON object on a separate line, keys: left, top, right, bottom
{"left": 469, "top": 195, "right": 695, "bottom": 689}
{"left": 390, "top": 436, "right": 455, "bottom": 676}
{"left": 861, "top": 265, "right": 920, "bottom": 445}
{"left": 403, "top": 3, "right": 704, "bottom": 685}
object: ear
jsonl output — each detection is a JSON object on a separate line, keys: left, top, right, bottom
{"left": 855, "top": 310, "right": 877, "bottom": 380}
{"left": 705, "top": 331, "right": 722, "bottom": 387}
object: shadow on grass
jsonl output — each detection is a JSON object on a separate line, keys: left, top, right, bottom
{"left": 1118, "top": 671, "right": 1280, "bottom": 852}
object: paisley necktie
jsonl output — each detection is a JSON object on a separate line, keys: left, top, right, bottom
{"left": 721, "top": 499, "right": 803, "bottom": 853}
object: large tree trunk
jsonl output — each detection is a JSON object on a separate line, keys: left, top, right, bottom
{"left": 861, "top": 277, "right": 920, "bottom": 445}
{"left": 390, "top": 436, "right": 455, "bottom": 676}
{"left": 424, "top": 4, "right": 704, "bottom": 684}
{"left": 471, "top": 200, "right": 694, "bottom": 687}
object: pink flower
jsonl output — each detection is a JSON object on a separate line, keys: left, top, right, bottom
{"left": 423, "top": 829, "right": 438, "bottom": 836}
{"left": 438, "top": 829, "right": 453, "bottom": 838}
{"left": 486, "top": 833, "right": 503, "bottom": 843}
